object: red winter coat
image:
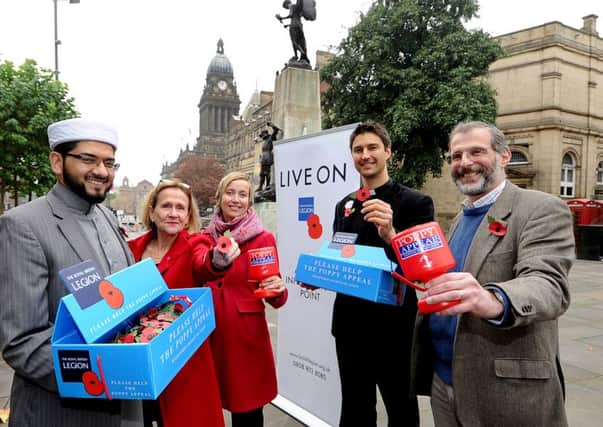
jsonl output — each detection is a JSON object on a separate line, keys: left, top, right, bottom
{"left": 128, "top": 230, "right": 226, "bottom": 427}
{"left": 201, "top": 229, "right": 287, "bottom": 413}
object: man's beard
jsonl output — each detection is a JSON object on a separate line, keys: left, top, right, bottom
{"left": 452, "top": 156, "right": 502, "bottom": 196}
{"left": 63, "top": 166, "right": 111, "bottom": 204}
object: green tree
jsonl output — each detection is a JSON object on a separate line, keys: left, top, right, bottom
{"left": 0, "top": 59, "right": 78, "bottom": 213}
{"left": 174, "top": 156, "right": 226, "bottom": 212}
{"left": 321, "top": 0, "right": 504, "bottom": 187}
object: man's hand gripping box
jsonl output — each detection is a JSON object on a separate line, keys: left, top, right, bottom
{"left": 51, "top": 258, "right": 215, "bottom": 400}
{"left": 295, "top": 241, "right": 401, "bottom": 305}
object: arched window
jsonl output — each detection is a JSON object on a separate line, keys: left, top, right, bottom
{"left": 509, "top": 150, "right": 528, "bottom": 165}
{"left": 560, "top": 153, "right": 575, "bottom": 197}
{"left": 597, "top": 160, "right": 603, "bottom": 185}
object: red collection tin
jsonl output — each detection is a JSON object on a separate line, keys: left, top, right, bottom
{"left": 390, "top": 221, "right": 459, "bottom": 313}
{"left": 247, "top": 246, "right": 280, "bottom": 299}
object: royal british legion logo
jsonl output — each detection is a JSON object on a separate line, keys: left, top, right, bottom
{"left": 298, "top": 197, "right": 314, "bottom": 221}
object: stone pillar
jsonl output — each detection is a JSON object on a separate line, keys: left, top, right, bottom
{"left": 271, "top": 66, "right": 321, "bottom": 139}
{"left": 254, "top": 66, "right": 322, "bottom": 232}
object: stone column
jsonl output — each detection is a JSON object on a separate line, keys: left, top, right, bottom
{"left": 254, "top": 66, "right": 322, "bottom": 230}
{"left": 271, "top": 66, "right": 321, "bottom": 139}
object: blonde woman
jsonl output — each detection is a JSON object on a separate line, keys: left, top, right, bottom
{"left": 203, "top": 172, "right": 287, "bottom": 426}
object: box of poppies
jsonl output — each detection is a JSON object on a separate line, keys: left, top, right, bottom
{"left": 294, "top": 239, "right": 402, "bottom": 306}
{"left": 51, "top": 258, "right": 215, "bottom": 400}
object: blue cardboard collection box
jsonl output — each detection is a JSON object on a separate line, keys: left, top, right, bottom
{"left": 295, "top": 241, "right": 401, "bottom": 305}
{"left": 51, "top": 258, "right": 215, "bottom": 400}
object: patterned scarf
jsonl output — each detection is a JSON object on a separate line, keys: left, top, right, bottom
{"left": 206, "top": 208, "right": 264, "bottom": 245}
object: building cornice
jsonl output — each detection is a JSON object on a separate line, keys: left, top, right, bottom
{"left": 490, "top": 55, "right": 603, "bottom": 76}
{"left": 497, "top": 105, "right": 603, "bottom": 122}
{"left": 498, "top": 118, "right": 603, "bottom": 137}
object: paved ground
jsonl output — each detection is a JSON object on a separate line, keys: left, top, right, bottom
{"left": 260, "top": 259, "right": 603, "bottom": 427}
{"left": 1, "top": 259, "right": 602, "bottom": 426}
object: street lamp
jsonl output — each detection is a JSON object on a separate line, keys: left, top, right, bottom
{"left": 53, "top": 0, "right": 80, "bottom": 80}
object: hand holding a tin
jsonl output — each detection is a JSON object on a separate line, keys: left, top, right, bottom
{"left": 258, "top": 276, "right": 287, "bottom": 298}
{"left": 360, "top": 199, "right": 396, "bottom": 242}
{"left": 212, "top": 237, "right": 241, "bottom": 269}
{"left": 423, "top": 272, "right": 504, "bottom": 318}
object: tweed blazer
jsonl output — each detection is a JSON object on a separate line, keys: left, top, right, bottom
{"left": 411, "top": 182, "right": 574, "bottom": 427}
{"left": 0, "top": 184, "right": 141, "bottom": 427}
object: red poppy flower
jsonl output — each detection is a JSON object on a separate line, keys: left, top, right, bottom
{"left": 82, "top": 371, "right": 105, "bottom": 396}
{"left": 488, "top": 221, "right": 507, "bottom": 236}
{"left": 341, "top": 244, "right": 355, "bottom": 257}
{"left": 120, "top": 334, "right": 135, "bottom": 343}
{"left": 308, "top": 222, "right": 323, "bottom": 239}
{"left": 487, "top": 215, "right": 507, "bottom": 236}
{"left": 307, "top": 213, "right": 320, "bottom": 227}
{"left": 356, "top": 187, "right": 372, "bottom": 202}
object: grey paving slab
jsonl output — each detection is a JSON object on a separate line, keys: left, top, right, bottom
{"left": 579, "top": 333, "right": 603, "bottom": 349}
{"left": 561, "top": 361, "right": 601, "bottom": 383}
{"left": 565, "top": 382, "right": 603, "bottom": 427}
{"left": 565, "top": 307, "right": 603, "bottom": 323}
{"left": 559, "top": 325, "right": 603, "bottom": 341}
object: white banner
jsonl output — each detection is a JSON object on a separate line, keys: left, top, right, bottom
{"left": 273, "top": 124, "right": 360, "bottom": 426}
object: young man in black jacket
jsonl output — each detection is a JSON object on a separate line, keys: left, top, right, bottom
{"left": 332, "top": 121, "right": 434, "bottom": 426}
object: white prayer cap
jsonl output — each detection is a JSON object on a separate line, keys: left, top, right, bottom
{"left": 48, "top": 118, "right": 118, "bottom": 150}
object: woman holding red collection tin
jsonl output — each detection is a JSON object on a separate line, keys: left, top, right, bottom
{"left": 203, "top": 171, "right": 287, "bottom": 427}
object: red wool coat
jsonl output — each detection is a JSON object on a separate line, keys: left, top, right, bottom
{"left": 201, "top": 229, "right": 288, "bottom": 413}
{"left": 128, "top": 230, "right": 226, "bottom": 427}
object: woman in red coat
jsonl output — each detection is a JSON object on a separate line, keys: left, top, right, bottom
{"left": 128, "top": 179, "right": 240, "bottom": 427}
{"left": 203, "top": 172, "right": 287, "bottom": 427}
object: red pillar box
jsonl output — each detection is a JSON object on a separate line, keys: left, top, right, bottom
{"left": 567, "top": 199, "right": 589, "bottom": 225}
{"left": 593, "top": 200, "right": 603, "bottom": 225}
{"left": 390, "top": 221, "right": 459, "bottom": 314}
{"left": 248, "top": 247, "right": 281, "bottom": 299}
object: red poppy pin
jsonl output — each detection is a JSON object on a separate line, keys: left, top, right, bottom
{"left": 487, "top": 215, "right": 507, "bottom": 236}
{"left": 355, "top": 187, "right": 375, "bottom": 202}
{"left": 343, "top": 200, "right": 355, "bottom": 218}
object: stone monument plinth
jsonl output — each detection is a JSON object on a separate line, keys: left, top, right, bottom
{"left": 271, "top": 66, "right": 321, "bottom": 139}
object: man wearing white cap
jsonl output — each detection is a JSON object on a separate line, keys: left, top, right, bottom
{"left": 0, "top": 118, "right": 142, "bottom": 426}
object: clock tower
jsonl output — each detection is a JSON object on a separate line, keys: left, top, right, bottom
{"left": 196, "top": 39, "right": 241, "bottom": 161}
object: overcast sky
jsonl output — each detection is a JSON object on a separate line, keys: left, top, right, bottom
{"left": 1, "top": 0, "right": 601, "bottom": 186}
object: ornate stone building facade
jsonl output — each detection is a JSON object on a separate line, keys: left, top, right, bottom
{"left": 106, "top": 177, "right": 154, "bottom": 221}
{"left": 196, "top": 39, "right": 241, "bottom": 160}
{"left": 224, "top": 90, "right": 274, "bottom": 186}
{"left": 421, "top": 14, "right": 603, "bottom": 227}
{"left": 161, "top": 39, "right": 240, "bottom": 178}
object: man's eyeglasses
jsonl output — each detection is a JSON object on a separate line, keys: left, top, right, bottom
{"left": 159, "top": 179, "right": 191, "bottom": 191}
{"left": 64, "top": 153, "right": 120, "bottom": 171}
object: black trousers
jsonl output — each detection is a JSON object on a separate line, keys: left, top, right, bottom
{"left": 335, "top": 332, "right": 419, "bottom": 427}
{"left": 143, "top": 400, "right": 163, "bottom": 427}
{"left": 231, "top": 407, "right": 264, "bottom": 427}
